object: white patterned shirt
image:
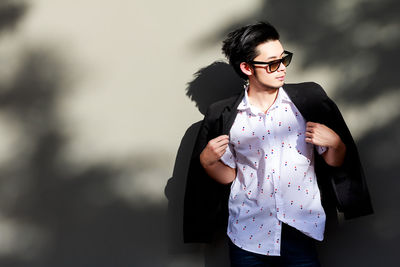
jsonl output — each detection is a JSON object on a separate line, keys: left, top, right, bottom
{"left": 220, "top": 87, "right": 327, "bottom": 256}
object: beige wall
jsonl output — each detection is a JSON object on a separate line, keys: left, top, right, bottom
{"left": 0, "top": 1, "right": 268, "bottom": 265}
{"left": 0, "top": 0, "right": 399, "bottom": 266}
{"left": 1, "top": 0, "right": 265, "bottom": 201}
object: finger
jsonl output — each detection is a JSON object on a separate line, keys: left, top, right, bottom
{"left": 216, "top": 136, "right": 230, "bottom": 142}
{"left": 214, "top": 138, "right": 229, "bottom": 147}
{"left": 216, "top": 134, "right": 230, "bottom": 141}
{"left": 215, "top": 144, "right": 229, "bottom": 155}
{"left": 215, "top": 138, "right": 230, "bottom": 146}
{"left": 210, "top": 139, "right": 228, "bottom": 150}
{"left": 308, "top": 121, "right": 320, "bottom": 127}
{"left": 306, "top": 121, "right": 317, "bottom": 127}
{"left": 305, "top": 137, "right": 314, "bottom": 144}
{"left": 217, "top": 143, "right": 229, "bottom": 153}
{"left": 306, "top": 126, "right": 317, "bottom": 134}
{"left": 209, "top": 136, "right": 229, "bottom": 145}
{"left": 305, "top": 132, "right": 313, "bottom": 138}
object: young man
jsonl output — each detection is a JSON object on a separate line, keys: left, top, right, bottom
{"left": 184, "top": 22, "right": 372, "bottom": 266}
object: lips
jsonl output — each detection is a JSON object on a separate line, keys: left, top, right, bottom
{"left": 276, "top": 75, "right": 285, "bottom": 81}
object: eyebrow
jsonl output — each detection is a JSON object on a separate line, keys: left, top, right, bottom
{"left": 265, "top": 51, "right": 285, "bottom": 60}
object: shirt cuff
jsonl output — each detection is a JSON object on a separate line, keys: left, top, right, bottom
{"left": 220, "top": 144, "right": 237, "bottom": 169}
{"left": 316, "top": 145, "right": 327, "bottom": 155}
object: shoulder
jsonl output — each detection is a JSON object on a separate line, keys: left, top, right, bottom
{"left": 284, "top": 82, "right": 340, "bottom": 122}
{"left": 284, "top": 82, "right": 329, "bottom": 100}
{"left": 206, "top": 92, "right": 243, "bottom": 116}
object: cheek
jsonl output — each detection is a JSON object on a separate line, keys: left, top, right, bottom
{"left": 258, "top": 73, "right": 276, "bottom": 84}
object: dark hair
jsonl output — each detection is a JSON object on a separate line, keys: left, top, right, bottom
{"left": 221, "top": 22, "right": 280, "bottom": 80}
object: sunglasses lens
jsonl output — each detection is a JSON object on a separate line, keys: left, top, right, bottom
{"left": 268, "top": 62, "right": 280, "bottom": 72}
{"left": 253, "top": 52, "right": 292, "bottom": 73}
{"left": 282, "top": 54, "right": 292, "bottom": 67}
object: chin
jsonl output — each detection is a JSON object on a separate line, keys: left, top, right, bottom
{"left": 258, "top": 80, "right": 284, "bottom": 90}
{"left": 268, "top": 82, "right": 284, "bottom": 89}
{"left": 275, "top": 81, "right": 285, "bottom": 88}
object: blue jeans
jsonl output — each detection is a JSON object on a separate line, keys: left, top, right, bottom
{"left": 228, "top": 223, "right": 321, "bottom": 267}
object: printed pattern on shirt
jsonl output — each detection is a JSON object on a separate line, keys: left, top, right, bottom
{"left": 221, "top": 87, "right": 326, "bottom": 256}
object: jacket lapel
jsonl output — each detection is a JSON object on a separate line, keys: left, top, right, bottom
{"left": 283, "top": 83, "right": 310, "bottom": 120}
{"left": 283, "top": 83, "right": 322, "bottom": 123}
{"left": 221, "top": 90, "right": 245, "bottom": 135}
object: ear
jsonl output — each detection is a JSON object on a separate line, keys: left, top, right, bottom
{"left": 239, "top": 62, "right": 253, "bottom": 77}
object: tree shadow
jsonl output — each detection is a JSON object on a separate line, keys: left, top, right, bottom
{"left": 0, "top": 0, "right": 28, "bottom": 34}
{"left": 0, "top": 5, "right": 172, "bottom": 267}
{"left": 0, "top": 43, "right": 174, "bottom": 267}
{"left": 182, "top": 0, "right": 400, "bottom": 266}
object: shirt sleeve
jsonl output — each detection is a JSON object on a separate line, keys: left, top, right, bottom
{"left": 220, "top": 142, "right": 237, "bottom": 169}
{"left": 316, "top": 145, "right": 327, "bottom": 155}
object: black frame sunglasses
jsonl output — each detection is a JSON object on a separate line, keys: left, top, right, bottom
{"left": 249, "top": 51, "right": 293, "bottom": 73}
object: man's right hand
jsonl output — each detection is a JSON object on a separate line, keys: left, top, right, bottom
{"left": 199, "top": 135, "right": 236, "bottom": 184}
{"left": 199, "top": 135, "right": 230, "bottom": 168}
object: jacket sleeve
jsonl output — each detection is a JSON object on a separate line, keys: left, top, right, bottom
{"left": 321, "top": 97, "right": 374, "bottom": 219}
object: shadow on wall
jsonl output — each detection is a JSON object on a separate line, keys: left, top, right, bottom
{"left": 0, "top": 3, "right": 168, "bottom": 267}
{"left": 182, "top": 0, "right": 400, "bottom": 266}
{"left": 165, "top": 61, "right": 243, "bottom": 267}
{"left": 0, "top": 30, "right": 165, "bottom": 267}
{"left": 0, "top": 2, "right": 236, "bottom": 267}
{"left": 185, "top": 61, "right": 245, "bottom": 115}
{"left": 0, "top": 0, "right": 398, "bottom": 266}
{"left": 0, "top": 0, "right": 27, "bottom": 34}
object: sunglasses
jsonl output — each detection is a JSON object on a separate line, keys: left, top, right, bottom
{"left": 250, "top": 51, "right": 293, "bottom": 73}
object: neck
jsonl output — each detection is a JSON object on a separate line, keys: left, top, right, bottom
{"left": 247, "top": 82, "right": 280, "bottom": 113}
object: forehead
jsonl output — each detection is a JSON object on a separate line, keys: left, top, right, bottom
{"left": 254, "top": 40, "right": 284, "bottom": 60}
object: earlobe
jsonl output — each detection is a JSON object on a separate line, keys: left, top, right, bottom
{"left": 240, "top": 62, "right": 253, "bottom": 76}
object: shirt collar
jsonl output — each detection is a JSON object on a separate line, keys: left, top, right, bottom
{"left": 237, "top": 87, "right": 251, "bottom": 111}
{"left": 237, "top": 86, "right": 291, "bottom": 114}
{"left": 280, "top": 87, "right": 292, "bottom": 103}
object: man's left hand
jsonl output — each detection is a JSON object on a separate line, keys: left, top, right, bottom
{"left": 305, "top": 122, "right": 341, "bottom": 149}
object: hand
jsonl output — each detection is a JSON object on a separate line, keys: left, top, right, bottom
{"left": 200, "top": 135, "right": 229, "bottom": 167}
{"left": 305, "top": 122, "right": 342, "bottom": 149}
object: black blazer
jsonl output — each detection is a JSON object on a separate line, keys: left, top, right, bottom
{"left": 183, "top": 82, "right": 373, "bottom": 243}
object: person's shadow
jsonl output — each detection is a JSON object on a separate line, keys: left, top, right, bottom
{"left": 164, "top": 61, "right": 243, "bottom": 266}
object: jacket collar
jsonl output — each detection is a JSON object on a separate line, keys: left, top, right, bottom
{"left": 283, "top": 83, "right": 315, "bottom": 122}
{"left": 221, "top": 89, "right": 244, "bottom": 135}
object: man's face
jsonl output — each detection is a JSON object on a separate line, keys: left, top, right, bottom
{"left": 249, "top": 40, "right": 287, "bottom": 90}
